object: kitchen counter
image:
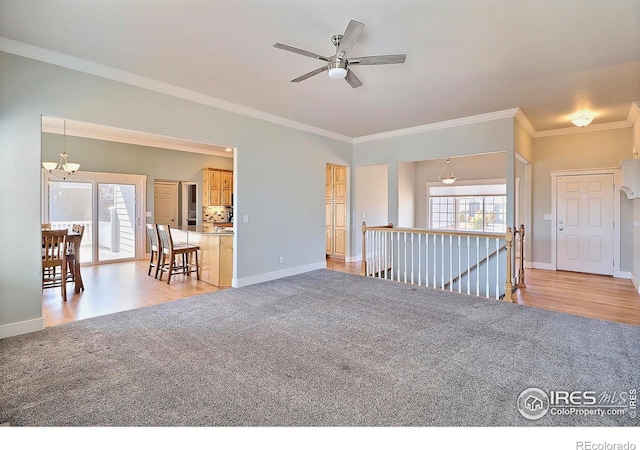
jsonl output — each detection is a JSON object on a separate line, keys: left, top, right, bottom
{"left": 185, "top": 223, "right": 234, "bottom": 233}
{"left": 171, "top": 227, "right": 233, "bottom": 287}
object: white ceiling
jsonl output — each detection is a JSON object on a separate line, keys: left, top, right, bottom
{"left": 2, "top": 0, "right": 639, "bottom": 140}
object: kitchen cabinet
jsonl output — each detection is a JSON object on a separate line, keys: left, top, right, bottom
{"left": 203, "top": 168, "right": 233, "bottom": 206}
{"left": 326, "top": 164, "right": 347, "bottom": 259}
{"left": 176, "top": 228, "right": 233, "bottom": 287}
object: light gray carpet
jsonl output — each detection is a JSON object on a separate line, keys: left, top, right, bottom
{"left": 1, "top": 269, "right": 638, "bottom": 426}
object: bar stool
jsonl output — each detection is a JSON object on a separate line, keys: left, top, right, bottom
{"left": 156, "top": 224, "right": 200, "bottom": 284}
{"left": 146, "top": 223, "right": 162, "bottom": 278}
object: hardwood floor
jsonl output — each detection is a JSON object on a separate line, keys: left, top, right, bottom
{"left": 43, "top": 258, "right": 640, "bottom": 327}
{"left": 43, "top": 260, "right": 223, "bottom": 327}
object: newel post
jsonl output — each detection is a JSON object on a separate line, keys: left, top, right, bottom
{"left": 504, "top": 227, "right": 514, "bottom": 302}
{"left": 361, "top": 221, "right": 367, "bottom": 276}
{"left": 518, "top": 224, "right": 526, "bottom": 287}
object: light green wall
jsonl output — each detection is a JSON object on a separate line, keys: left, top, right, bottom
{"left": 41, "top": 133, "right": 233, "bottom": 222}
{"left": 414, "top": 153, "right": 507, "bottom": 229}
{"left": 352, "top": 118, "right": 516, "bottom": 256}
{"left": 0, "top": 51, "right": 351, "bottom": 336}
{"left": 530, "top": 128, "right": 634, "bottom": 267}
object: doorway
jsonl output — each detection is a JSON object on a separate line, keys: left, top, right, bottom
{"left": 326, "top": 163, "right": 347, "bottom": 259}
{"left": 154, "top": 181, "right": 179, "bottom": 227}
{"left": 555, "top": 173, "right": 615, "bottom": 275}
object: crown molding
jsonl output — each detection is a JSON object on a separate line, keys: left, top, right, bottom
{"left": 41, "top": 116, "right": 235, "bottom": 157}
{"left": 0, "top": 37, "right": 353, "bottom": 144}
{"left": 533, "top": 120, "right": 631, "bottom": 138}
{"left": 627, "top": 101, "right": 640, "bottom": 124}
{"left": 353, "top": 108, "right": 520, "bottom": 144}
{"left": 514, "top": 108, "right": 536, "bottom": 137}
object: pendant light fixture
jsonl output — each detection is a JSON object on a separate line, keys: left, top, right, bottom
{"left": 42, "top": 120, "right": 81, "bottom": 180}
{"left": 439, "top": 158, "right": 457, "bottom": 185}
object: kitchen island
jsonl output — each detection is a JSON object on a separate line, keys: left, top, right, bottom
{"left": 171, "top": 225, "right": 233, "bottom": 287}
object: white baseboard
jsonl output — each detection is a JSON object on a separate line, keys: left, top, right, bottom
{"left": 529, "top": 261, "right": 555, "bottom": 271}
{"left": 0, "top": 316, "right": 45, "bottom": 339}
{"left": 614, "top": 270, "right": 632, "bottom": 280}
{"left": 233, "top": 261, "right": 327, "bottom": 288}
{"left": 345, "top": 255, "right": 362, "bottom": 263}
{"left": 631, "top": 274, "right": 640, "bottom": 294}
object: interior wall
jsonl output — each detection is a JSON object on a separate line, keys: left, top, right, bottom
{"left": 0, "top": 51, "right": 351, "bottom": 337}
{"left": 41, "top": 133, "right": 233, "bottom": 224}
{"left": 530, "top": 128, "right": 634, "bottom": 267}
{"left": 414, "top": 153, "right": 507, "bottom": 228}
{"left": 351, "top": 117, "right": 516, "bottom": 253}
{"left": 397, "top": 162, "right": 416, "bottom": 228}
{"left": 353, "top": 164, "right": 388, "bottom": 262}
{"left": 632, "top": 107, "right": 640, "bottom": 290}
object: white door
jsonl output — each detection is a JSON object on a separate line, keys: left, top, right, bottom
{"left": 557, "top": 174, "right": 614, "bottom": 275}
{"left": 154, "top": 181, "right": 179, "bottom": 227}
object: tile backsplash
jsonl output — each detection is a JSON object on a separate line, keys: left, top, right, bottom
{"left": 203, "top": 206, "right": 230, "bottom": 223}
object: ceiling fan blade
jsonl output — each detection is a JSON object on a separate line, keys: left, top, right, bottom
{"left": 345, "top": 69, "right": 363, "bottom": 88}
{"left": 273, "top": 43, "right": 330, "bottom": 61}
{"left": 336, "top": 20, "right": 364, "bottom": 57}
{"left": 348, "top": 54, "right": 407, "bottom": 65}
{"left": 291, "top": 66, "right": 327, "bottom": 83}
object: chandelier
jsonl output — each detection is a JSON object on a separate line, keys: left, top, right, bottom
{"left": 439, "top": 158, "right": 457, "bottom": 185}
{"left": 42, "top": 120, "right": 80, "bottom": 180}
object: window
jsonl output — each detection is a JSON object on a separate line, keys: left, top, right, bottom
{"left": 428, "top": 182, "right": 507, "bottom": 233}
{"left": 44, "top": 170, "right": 146, "bottom": 264}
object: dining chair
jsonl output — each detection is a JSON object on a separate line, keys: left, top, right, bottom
{"left": 146, "top": 223, "right": 162, "bottom": 278}
{"left": 156, "top": 224, "right": 200, "bottom": 284}
{"left": 42, "top": 229, "right": 69, "bottom": 301}
{"left": 66, "top": 224, "right": 85, "bottom": 291}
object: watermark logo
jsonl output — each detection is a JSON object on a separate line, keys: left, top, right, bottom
{"left": 517, "top": 387, "right": 549, "bottom": 420}
{"left": 517, "top": 388, "right": 637, "bottom": 420}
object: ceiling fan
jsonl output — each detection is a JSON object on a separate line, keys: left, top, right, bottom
{"left": 273, "top": 19, "right": 406, "bottom": 88}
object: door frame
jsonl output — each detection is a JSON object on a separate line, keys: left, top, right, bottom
{"left": 550, "top": 167, "right": 625, "bottom": 277}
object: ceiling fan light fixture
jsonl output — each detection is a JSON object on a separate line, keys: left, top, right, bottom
{"left": 328, "top": 67, "right": 347, "bottom": 79}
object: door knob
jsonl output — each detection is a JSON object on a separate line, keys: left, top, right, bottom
{"left": 558, "top": 227, "right": 564, "bottom": 231}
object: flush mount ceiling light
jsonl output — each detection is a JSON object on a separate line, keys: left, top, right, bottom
{"left": 439, "top": 158, "right": 457, "bottom": 185}
{"left": 42, "top": 120, "right": 81, "bottom": 180}
{"left": 571, "top": 111, "right": 595, "bottom": 127}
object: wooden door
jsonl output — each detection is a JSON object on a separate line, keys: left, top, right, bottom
{"left": 326, "top": 164, "right": 347, "bottom": 259}
{"left": 154, "top": 181, "right": 179, "bottom": 227}
{"left": 557, "top": 174, "right": 614, "bottom": 275}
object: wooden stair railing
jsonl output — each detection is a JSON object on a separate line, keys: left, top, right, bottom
{"left": 362, "top": 222, "right": 516, "bottom": 302}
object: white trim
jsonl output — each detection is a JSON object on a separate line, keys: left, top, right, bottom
{"left": 0, "top": 316, "right": 45, "bottom": 339}
{"left": 1, "top": 37, "right": 352, "bottom": 144}
{"left": 353, "top": 108, "right": 520, "bottom": 144}
{"left": 631, "top": 273, "right": 640, "bottom": 294}
{"left": 345, "top": 255, "right": 362, "bottom": 263}
{"left": 615, "top": 270, "right": 632, "bottom": 280}
{"left": 42, "top": 116, "right": 234, "bottom": 158}
{"left": 43, "top": 169, "right": 147, "bottom": 263}
{"left": 514, "top": 109, "right": 536, "bottom": 137}
{"left": 550, "top": 168, "right": 621, "bottom": 276}
{"left": 528, "top": 261, "right": 555, "bottom": 271}
{"left": 534, "top": 121, "right": 630, "bottom": 138}
{"left": 626, "top": 102, "right": 640, "bottom": 125}
{"left": 232, "top": 261, "right": 327, "bottom": 288}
